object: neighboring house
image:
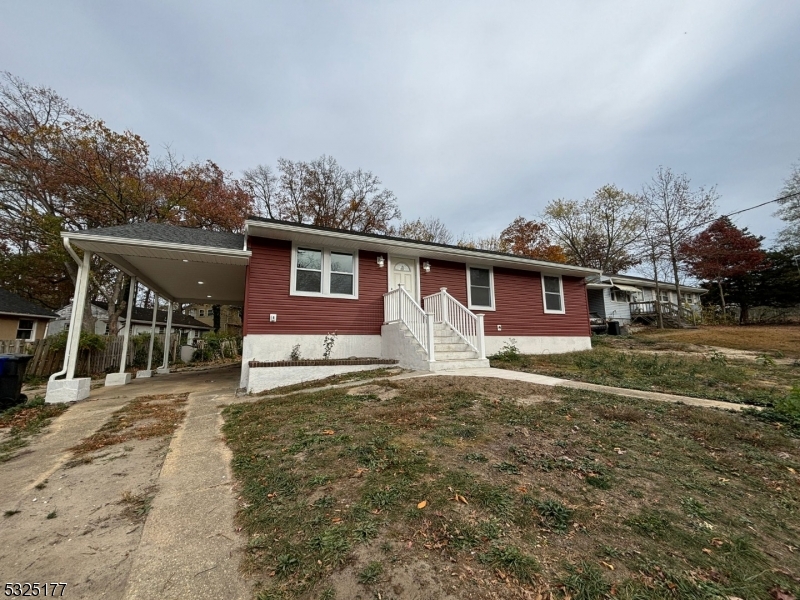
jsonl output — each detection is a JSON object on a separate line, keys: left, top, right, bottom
{"left": 0, "top": 288, "right": 58, "bottom": 341}
{"left": 49, "top": 301, "right": 212, "bottom": 340}
{"left": 586, "top": 274, "right": 706, "bottom": 327}
{"left": 49, "top": 219, "right": 600, "bottom": 400}
{"left": 185, "top": 303, "right": 242, "bottom": 335}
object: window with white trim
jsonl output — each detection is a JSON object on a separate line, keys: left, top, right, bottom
{"left": 467, "top": 266, "right": 494, "bottom": 309}
{"left": 611, "top": 289, "right": 632, "bottom": 303}
{"left": 292, "top": 246, "right": 357, "bottom": 298}
{"left": 16, "top": 319, "right": 34, "bottom": 340}
{"left": 541, "top": 275, "right": 565, "bottom": 314}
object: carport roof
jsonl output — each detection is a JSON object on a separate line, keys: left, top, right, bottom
{"left": 82, "top": 223, "right": 245, "bottom": 250}
{"left": 63, "top": 223, "right": 250, "bottom": 306}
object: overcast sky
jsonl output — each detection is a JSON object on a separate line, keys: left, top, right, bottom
{"left": 3, "top": 1, "right": 799, "bottom": 247}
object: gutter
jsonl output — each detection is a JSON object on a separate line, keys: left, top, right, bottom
{"left": 62, "top": 231, "right": 251, "bottom": 259}
{"left": 245, "top": 220, "right": 600, "bottom": 277}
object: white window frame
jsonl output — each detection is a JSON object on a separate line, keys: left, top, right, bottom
{"left": 541, "top": 274, "right": 566, "bottom": 315}
{"left": 611, "top": 289, "right": 632, "bottom": 303}
{"left": 466, "top": 265, "right": 495, "bottom": 311}
{"left": 290, "top": 243, "right": 359, "bottom": 300}
{"left": 16, "top": 319, "right": 35, "bottom": 340}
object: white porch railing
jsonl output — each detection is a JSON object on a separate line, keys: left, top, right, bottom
{"left": 423, "top": 287, "right": 485, "bottom": 359}
{"left": 383, "top": 285, "right": 435, "bottom": 361}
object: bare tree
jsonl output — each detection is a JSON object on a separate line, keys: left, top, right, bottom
{"left": 543, "top": 185, "right": 644, "bottom": 273}
{"left": 775, "top": 160, "right": 800, "bottom": 248}
{"left": 396, "top": 217, "right": 453, "bottom": 244}
{"left": 456, "top": 234, "right": 503, "bottom": 251}
{"left": 244, "top": 155, "right": 401, "bottom": 234}
{"left": 641, "top": 167, "right": 718, "bottom": 309}
{"left": 242, "top": 164, "right": 279, "bottom": 219}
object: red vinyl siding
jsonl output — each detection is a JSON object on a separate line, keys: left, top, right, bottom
{"left": 419, "top": 258, "right": 589, "bottom": 337}
{"left": 244, "top": 239, "right": 590, "bottom": 338}
{"left": 244, "top": 237, "right": 385, "bottom": 335}
{"left": 419, "top": 259, "right": 468, "bottom": 303}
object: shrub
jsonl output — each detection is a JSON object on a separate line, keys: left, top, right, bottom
{"left": 491, "top": 339, "right": 521, "bottom": 362}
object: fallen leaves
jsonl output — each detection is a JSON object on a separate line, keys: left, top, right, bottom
{"left": 417, "top": 500, "right": 427, "bottom": 509}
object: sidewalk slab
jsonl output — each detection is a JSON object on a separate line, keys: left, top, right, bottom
{"left": 122, "top": 388, "right": 251, "bottom": 600}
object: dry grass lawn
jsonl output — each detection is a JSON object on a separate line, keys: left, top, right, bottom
{"left": 635, "top": 325, "right": 800, "bottom": 358}
{"left": 223, "top": 376, "right": 800, "bottom": 600}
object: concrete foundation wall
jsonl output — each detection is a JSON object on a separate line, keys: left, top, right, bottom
{"left": 380, "top": 323, "right": 429, "bottom": 370}
{"left": 240, "top": 334, "right": 382, "bottom": 389}
{"left": 247, "top": 364, "right": 387, "bottom": 394}
{"left": 484, "top": 335, "right": 592, "bottom": 356}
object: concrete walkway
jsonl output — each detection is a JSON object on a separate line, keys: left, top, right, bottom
{"left": 419, "top": 367, "right": 755, "bottom": 411}
{"left": 123, "top": 371, "right": 251, "bottom": 600}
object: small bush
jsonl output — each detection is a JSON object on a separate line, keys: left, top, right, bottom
{"left": 490, "top": 339, "right": 522, "bottom": 362}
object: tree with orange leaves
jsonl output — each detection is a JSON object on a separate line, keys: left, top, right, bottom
{"left": 499, "top": 217, "right": 567, "bottom": 262}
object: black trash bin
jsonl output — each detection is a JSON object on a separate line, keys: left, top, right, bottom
{"left": 607, "top": 321, "right": 621, "bottom": 336}
{"left": 0, "top": 354, "right": 34, "bottom": 410}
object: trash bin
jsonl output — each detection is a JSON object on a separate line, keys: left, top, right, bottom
{"left": 180, "top": 345, "right": 195, "bottom": 363}
{"left": 0, "top": 354, "right": 34, "bottom": 409}
{"left": 607, "top": 321, "right": 621, "bottom": 336}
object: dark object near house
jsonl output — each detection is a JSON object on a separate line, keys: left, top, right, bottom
{"left": 589, "top": 312, "right": 607, "bottom": 334}
{"left": 607, "top": 321, "right": 621, "bottom": 336}
{"left": 0, "top": 354, "right": 34, "bottom": 409}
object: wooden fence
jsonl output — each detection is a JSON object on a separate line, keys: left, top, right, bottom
{"left": 1, "top": 335, "right": 192, "bottom": 379}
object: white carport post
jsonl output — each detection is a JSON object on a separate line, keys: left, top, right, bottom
{"left": 45, "top": 249, "right": 93, "bottom": 403}
{"left": 137, "top": 293, "right": 159, "bottom": 378}
{"left": 156, "top": 301, "right": 173, "bottom": 374}
{"left": 105, "top": 276, "right": 137, "bottom": 387}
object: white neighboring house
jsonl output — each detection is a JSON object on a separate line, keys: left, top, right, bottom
{"left": 586, "top": 274, "right": 706, "bottom": 327}
{"left": 48, "top": 301, "right": 212, "bottom": 340}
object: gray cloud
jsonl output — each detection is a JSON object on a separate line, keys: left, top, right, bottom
{"left": 3, "top": 0, "right": 798, "bottom": 244}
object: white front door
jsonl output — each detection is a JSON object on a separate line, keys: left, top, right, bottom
{"left": 389, "top": 256, "right": 417, "bottom": 300}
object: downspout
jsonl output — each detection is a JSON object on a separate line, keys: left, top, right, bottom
{"left": 50, "top": 238, "right": 86, "bottom": 382}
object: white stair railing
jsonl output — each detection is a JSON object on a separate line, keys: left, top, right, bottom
{"left": 423, "top": 287, "right": 485, "bottom": 359}
{"left": 383, "top": 285, "right": 434, "bottom": 361}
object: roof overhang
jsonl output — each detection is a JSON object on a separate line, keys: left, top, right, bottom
{"left": 0, "top": 311, "right": 57, "bottom": 320}
{"left": 585, "top": 283, "right": 613, "bottom": 289}
{"left": 245, "top": 219, "right": 599, "bottom": 278}
{"left": 611, "top": 282, "right": 642, "bottom": 293}
{"left": 63, "top": 231, "right": 251, "bottom": 305}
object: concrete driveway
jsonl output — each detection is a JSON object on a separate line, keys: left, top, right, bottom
{"left": 0, "top": 365, "right": 252, "bottom": 600}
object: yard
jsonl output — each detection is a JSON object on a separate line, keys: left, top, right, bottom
{"left": 489, "top": 330, "right": 800, "bottom": 408}
{"left": 633, "top": 325, "right": 800, "bottom": 359}
{"left": 222, "top": 376, "right": 800, "bottom": 599}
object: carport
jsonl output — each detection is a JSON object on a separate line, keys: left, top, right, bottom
{"left": 46, "top": 223, "right": 251, "bottom": 403}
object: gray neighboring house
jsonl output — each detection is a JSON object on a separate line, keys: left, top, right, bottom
{"left": 49, "top": 301, "right": 212, "bottom": 340}
{"left": 586, "top": 274, "right": 707, "bottom": 327}
{"left": 0, "top": 288, "right": 58, "bottom": 341}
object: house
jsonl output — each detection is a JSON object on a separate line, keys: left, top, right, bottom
{"left": 185, "top": 303, "right": 242, "bottom": 335}
{"left": 586, "top": 274, "right": 706, "bottom": 328}
{"left": 45, "top": 219, "right": 599, "bottom": 402}
{"left": 49, "top": 301, "right": 212, "bottom": 340}
{"left": 0, "top": 288, "right": 57, "bottom": 341}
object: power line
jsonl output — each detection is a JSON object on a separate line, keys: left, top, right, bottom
{"left": 695, "top": 189, "right": 799, "bottom": 231}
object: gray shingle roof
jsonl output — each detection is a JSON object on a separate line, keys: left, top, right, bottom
{"left": 82, "top": 223, "right": 244, "bottom": 250}
{"left": 92, "top": 302, "right": 212, "bottom": 329}
{"left": 0, "top": 288, "right": 58, "bottom": 318}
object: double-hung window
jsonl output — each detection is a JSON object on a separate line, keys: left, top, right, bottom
{"left": 541, "top": 275, "right": 565, "bottom": 314}
{"left": 292, "top": 246, "right": 357, "bottom": 298}
{"left": 16, "top": 319, "right": 34, "bottom": 340}
{"left": 467, "top": 266, "right": 494, "bottom": 310}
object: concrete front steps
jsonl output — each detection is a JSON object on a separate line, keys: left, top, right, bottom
{"left": 428, "top": 322, "right": 489, "bottom": 371}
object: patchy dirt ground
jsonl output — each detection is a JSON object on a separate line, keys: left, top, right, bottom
{"left": 0, "top": 394, "right": 187, "bottom": 599}
{"left": 0, "top": 366, "right": 248, "bottom": 600}
{"left": 633, "top": 325, "right": 800, "bottom": 359}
